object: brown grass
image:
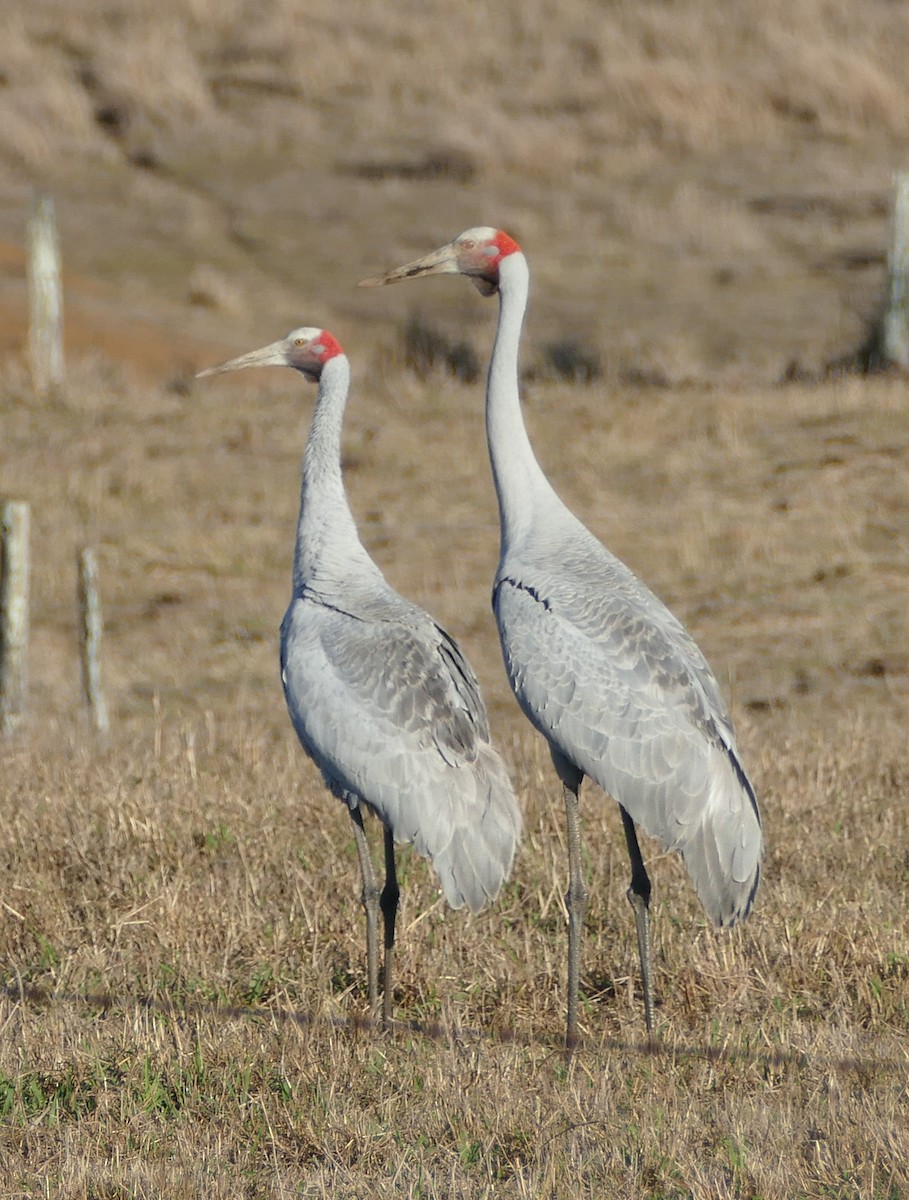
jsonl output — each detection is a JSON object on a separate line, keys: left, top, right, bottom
{"left": 2, "top": 0, "right": 909, "bottom": 1194}
{"left": 3, "top": 357, "right": 909, "bottom": 1196}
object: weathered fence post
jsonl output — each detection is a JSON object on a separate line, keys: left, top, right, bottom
{"left": 27, "top": 191, "right": 65, "bottom": 401}
{"left": 77, "top": 548, "right": 109, "bottom": 736}
{"left": 881, "top": 171, "right": 909, "bottom": 370}
{"left": 1, "top": 502, "right": 30, "bottom": 736}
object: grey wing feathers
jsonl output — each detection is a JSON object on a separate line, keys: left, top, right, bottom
{"left": 411, "top": 736, "right": 521, "bottom": 914}
{"left": 436, "top": 628, "right": 492, "bottom": 745}
{"left": 495, "top": 546, "right": 762, "bottom": 925}
{"left": 678, "top": 743, "right": 761, "bottom": 925}
{"left": 281, "top": 597, "right": 521, "bottom": 913}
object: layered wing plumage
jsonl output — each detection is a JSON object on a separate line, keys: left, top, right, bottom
{"left": 281, "top": 585, "right": 521, "bottom": 913}
{"left": 494, "top": 523, "right": 761, "bottom": 926}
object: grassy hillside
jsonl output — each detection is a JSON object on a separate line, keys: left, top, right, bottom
{"left": 3, "top": 0, "right": 909, "bottom": 379}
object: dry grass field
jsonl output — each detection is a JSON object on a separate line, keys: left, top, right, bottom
{"left": 2, "top": 1, "right": 909, "bottom": 1196}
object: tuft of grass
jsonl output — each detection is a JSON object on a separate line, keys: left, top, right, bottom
{"left": 402, "top": 314, "right": 481, "bottom": 383}
{"left": 539, "top": 338, "right": 603, "bottom": 383}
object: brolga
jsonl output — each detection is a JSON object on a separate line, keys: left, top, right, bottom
{"left": 361, "top": 230, "right": 763, "bottom": 1047}
{"left": 197, "top": 326, "right": 521, "bottom": 1028}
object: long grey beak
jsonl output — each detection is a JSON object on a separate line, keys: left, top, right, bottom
{"left": 357, "top": 242, "right": 459, "bottom": 288}
{"left": 196, "top": 340, "right": 287, "bottom": 378}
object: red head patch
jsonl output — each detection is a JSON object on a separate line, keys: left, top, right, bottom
{"left": 313, "top": 330, "right": 344, "bottom": 361}
{"left": 493, "top": 230, "right": 521, "bottom": 260}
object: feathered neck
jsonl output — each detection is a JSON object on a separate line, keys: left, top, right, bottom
{"left": 292, "top": 354, "right": 374, "bottom": 592}
{"left": 486, "top": 253, "right": 558, "bottom": 551}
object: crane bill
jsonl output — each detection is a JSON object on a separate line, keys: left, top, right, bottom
{"left": 195, "top": 341, "right": 287, "bottom": 378}
{"left": 356, "top": 272, "right": 396, "bottom": 288}
{"left": 357, "top": 243, "right": 459, "bottom": 288}
{"left": 196, "top": 362, "right": 236, "bottom": 378}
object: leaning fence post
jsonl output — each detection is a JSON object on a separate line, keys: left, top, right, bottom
{"left": 881, "top": 171, "right": 909, "bottom": 370}
{"left": 77, "top": 548, "right": 109, "bottom": 736}
{"left": 27, "top": 191, "right": 65, "bottom": 401}
{"left": 1, "top": 502, "right": 30, "bottom": 736}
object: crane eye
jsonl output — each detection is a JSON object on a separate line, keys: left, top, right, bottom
{"left": 294, "top": 338, "right": 306, "bottom": 346}
{"left": 460, "top": 238, "right": 476, "bottom": 250}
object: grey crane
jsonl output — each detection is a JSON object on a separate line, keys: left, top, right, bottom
{"left": 361, "top": 230, "right": 763, "bottom": 1046}
{"left": 197, "top": 326, "right": 521, "bottom": 1027}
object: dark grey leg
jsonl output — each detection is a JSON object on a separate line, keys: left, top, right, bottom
{"left": 619, "top": 805, "right": 654, "bottom": 1039}
{"left": 380, "top": 827, "right": 399, "bottom": 1029}
{"left": 564, "top": 778, "right": 587, "bottom": 1048}
{"left": 350, "top": 805, "right": 380, "bottom": 1017}
{"left": 551, "top": 751, "right": 587, "bottom": 1050}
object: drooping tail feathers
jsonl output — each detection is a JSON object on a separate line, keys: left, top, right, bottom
{"left": 412, "top": 743, "right": 522, "bottom": 914}
{"left": 678, "top": 744, "right": 763, "bottom": 927}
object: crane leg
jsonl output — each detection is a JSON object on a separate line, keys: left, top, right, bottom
{"left": 619, "top": 806, "right": 654, "bottom": 1039}
{"left": 563, "top": 776, "right": 587, "bottom": 1050}
{"left": 350, "top": 805, "right": 380, "bottom": 1018}
{"left": 380, "top": 827, "right": 399, "bottom": 1030}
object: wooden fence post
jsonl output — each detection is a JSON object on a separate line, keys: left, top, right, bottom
{"left": 77, "top": 548, "right": 109, "bottom": 736}
{"left": 27, "top": 191, "right": 65, "bottom": 401}
{"left": 1, "top": 502, "right": 30, "bottom": 736}
{"left": 882, "top": 171, "right": 909, "bottom": 370}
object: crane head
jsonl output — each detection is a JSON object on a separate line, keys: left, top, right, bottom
{"left": 358, "top": 227, "right": 521, "bottom": 296}
{"left": 196, "top": 327, "right": 344, "bottom": 382}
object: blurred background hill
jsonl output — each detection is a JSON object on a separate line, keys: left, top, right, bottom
{"left": 2, "top": 0, "right": 909, "bottom": 383}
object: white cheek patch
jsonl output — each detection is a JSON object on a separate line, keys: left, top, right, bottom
{"left": 482, "top": 245, "right": 498, "bottom": 258}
